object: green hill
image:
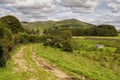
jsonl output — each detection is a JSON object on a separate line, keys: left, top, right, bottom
{"left": 22, "top": 19, "right": 95, "bottom": 32}
{"left": 55, "top": 19, "right": 94, "bottom": 28}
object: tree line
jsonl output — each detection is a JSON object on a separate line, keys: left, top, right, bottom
{"left": 70, "top": 25, "right": 118, "bottom": 36}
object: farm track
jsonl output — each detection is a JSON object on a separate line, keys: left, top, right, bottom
{"left": 12, "top": 45, "right": 75, "bottom": 80}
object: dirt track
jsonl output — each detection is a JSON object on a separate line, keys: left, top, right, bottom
{"left": 12, "top": 46, "right": 73, "bottom": 80}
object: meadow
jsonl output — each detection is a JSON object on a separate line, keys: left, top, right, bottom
{"left": 33, "top": 38, "right": 120, "bottom": 80}
{"left": 0, "top": 37, "right": 120, "bottom": 80}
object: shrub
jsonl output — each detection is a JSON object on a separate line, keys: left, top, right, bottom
{"left": 43, "top": 28, "right": 73, "bottom": 52}
{"left": 0, "top": 20, "right": 13, "bottom": 67}
{"left": 62, "top": 40, "right": 73, "bottom": 52}
{"left": 18, "top": 32, "right": 30, "bottom": 44}
{"left": 29, "top": 35, "right": 44, "bottom": 43}
{"left": 115, "top": 47, "right": 120, "bottom": 54}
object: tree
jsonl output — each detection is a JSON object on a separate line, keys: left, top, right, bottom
{"left": 1, "top": 15, "right": 24, "bottom": 33}
{"left": 97, "top": 25, "right": 118, "bottom": 36}
{"left": 0, "top": 20, "right": 13, "bottom": 67}
{"left": 43, "top": 28, "right": 73, "bottom": 52}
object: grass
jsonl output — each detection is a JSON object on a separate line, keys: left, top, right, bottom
{"left": 33, "top": 41, "right": 120, "bottom": 80}
{"left": 0, "top": 38, "right": 120, "bottom": 80}
{"left": 0, "top": 44, "right": 25, "bottom": 80}
{"left": 73, "top": 35, "right": 120, "bottom": 40}
{"left": 23, "top": 46, "right": 57, "bottom": 80}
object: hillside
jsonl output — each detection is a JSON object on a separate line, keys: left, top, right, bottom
{"left": 22, "top": 19, "right": 95, "bottom": 32}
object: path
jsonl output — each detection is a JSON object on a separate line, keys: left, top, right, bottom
{"left": 12, "top": 46, "right": 73, "bottom": 80}
{"left": 12, "top": 47, "right": 29, "bottom": 72}
{"left": 31, "top": 48, "right": 73, "bottom": 80}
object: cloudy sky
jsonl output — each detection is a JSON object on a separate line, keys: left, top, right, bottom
{"left": 0, "top": 0, "right": 120, "bottom": 28}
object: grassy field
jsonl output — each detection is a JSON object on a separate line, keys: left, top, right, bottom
{"left": 73, "top": 34, "right": 120, "bottom": 40}
{"left": 33, "top": 39, "right": 120, "bottom": 80}
{"left": 0, "top": 38, "right": 120, "bottom": 80}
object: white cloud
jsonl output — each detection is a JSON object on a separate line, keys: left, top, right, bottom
{"left": 56, "top": 0, "right": 100, "bottom": 13}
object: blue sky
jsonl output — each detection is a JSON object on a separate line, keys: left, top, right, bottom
{"left": 0, "top": 0, "right": 120, "bottom": 28}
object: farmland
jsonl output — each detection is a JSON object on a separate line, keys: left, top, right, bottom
{"left": 0, "top": 15, "right": 120, "bottom": 80}
{"left": 0, "top": 37, "right": 120, "bottom": 80}
{"left": 33, "top": 38, "right": 120, "bottom": 80}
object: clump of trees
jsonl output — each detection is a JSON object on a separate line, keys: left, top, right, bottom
{"left": 71, "top": 25, "right": 118, "bottom": 36}
{"left": 1, "top": 15, "right": 24, "bottom": 33}
{"left": 43, "top": 27, "right": 73, "bottom": 52}
{"left": 0, "top": 20, "right": 13, "bottom": 67}
{"left": 0, "top": 15, "right": 26, "bottom": 67}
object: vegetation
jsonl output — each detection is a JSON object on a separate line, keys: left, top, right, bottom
{"left": 1, "top": 15, "right": 24, "bottom": 33}
{"left": 115, "top": 47, "right": 120, "bottom": 54}
{"left": 34, "top": 40, "right": 120, "bottom": 80}
{"left": 43, "top": 27, "right": 73, "bottom": 52}
{"left": 23, "top": 20, "right": 118, "bottom": 37}
{"left": 0, "top": 20, "right": 13, "bottom": 67}
{"left": 71, "top": 25, "right": 118, "bottom": 36}
{"left": 0, "top": 44, "right": 57, "bottom": 80}
{"left": 0, "top": 15, "right": 120, "bottom": 80}
{"left": 22, "top": 19, "right": 95, "bottom": 33}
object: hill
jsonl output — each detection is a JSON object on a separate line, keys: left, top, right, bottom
{"left": 22, "top": 19, "right": 95, "bottom": 32}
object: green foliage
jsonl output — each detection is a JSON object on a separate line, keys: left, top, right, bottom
{"left": 18, "top": 32, "right": 30, "bottom": 44}
{"left": 0, "top": 20, "right": 13, "bottom": 67}
{"left": 34, "top": 44, "right": 120, "bottom": 80}
{"left": 62, "top": 40, "right": 73, "bottom": 52}
{"left": 93, "top": 25, "right": 118, "bottom": 36}
{"left": 0, "top": 15, "right": 26, "bottom": 67}
{"left": 43, "top": 28, "right": 73, "bottom": 52}
{"left": 1, "top": 15, "right": 24, "bottom": 33}
{"left": 71, "top": 25, "right": 118, "bottom": 36}
{"left": 115, "top": 47, "right": 120, "bottom": 54}
{"left": 29, "top": 35, "right": 44, "bottom": 43}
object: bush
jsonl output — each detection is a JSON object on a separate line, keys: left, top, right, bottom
{"left": 29, "top": 35, "right": 45, "bottom": 43}
{"left": 115, "top": 48, "right": 120, "bottom": 54}
{"left": 62, "top": 40, "right": 73, "bottom": 52}
{"left": 18, "top": 32, "right": 30, "bottom": 44}
{"left": 0, "top": 20, "right": 13, "bottom": 67}
{"left": 43, "top": 28, "right": 73, "bottom": 52}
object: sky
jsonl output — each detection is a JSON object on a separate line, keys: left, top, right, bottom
{"left": 0, "top": 0, "right": 120, "bottom": 28}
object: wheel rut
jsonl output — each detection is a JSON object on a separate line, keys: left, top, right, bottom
{"left": 30, "top": 47, "right": 74, "bottom": 80}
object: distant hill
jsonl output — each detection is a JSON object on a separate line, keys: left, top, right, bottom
{"left": 22, "top": 19, "right": 95, "bottom": 32}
